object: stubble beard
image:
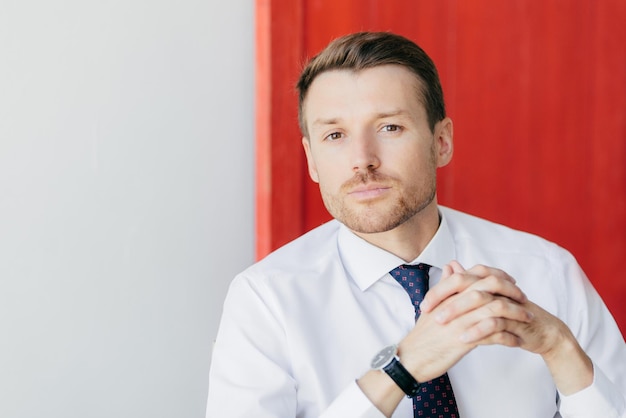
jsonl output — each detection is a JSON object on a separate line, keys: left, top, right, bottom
{"left": 320, "top": 168, "right": 438, "bottom": 234}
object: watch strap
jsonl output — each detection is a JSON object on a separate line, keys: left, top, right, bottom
{"left": 382, "top": 357, "right": 421, "bottom": 397}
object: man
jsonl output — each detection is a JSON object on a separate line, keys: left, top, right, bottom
{"left": 207, "top": 32, "right": 625, "bottom": 417}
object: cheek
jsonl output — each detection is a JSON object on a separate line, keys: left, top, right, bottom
{"left": 315, "top": 166, "right": 337, "bottom": 187}
{"left": 394, "top": 147, "right": 436, "bottom": 180}
{"left": 315, "top": 162, "right": 347, "bottom": 191}
{"left": 309, "top": 149, "right": 342, "bottom": 179}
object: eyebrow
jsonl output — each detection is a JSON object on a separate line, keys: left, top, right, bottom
{"left": 311, "top": 118, "right": 341, "bottom": 129}
{"left": 375, "top": 110, "right": 409, "bottom": 119}
{"left": 311, "top": 110, "right": 409, "bottom": 129}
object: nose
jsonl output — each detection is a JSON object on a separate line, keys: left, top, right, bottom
{"left": 351, "top": 132, "right": 380, "bottom": 173}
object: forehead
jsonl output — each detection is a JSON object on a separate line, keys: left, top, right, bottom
{"left": 302, "top": 65, "right": 425, "bottom": 128}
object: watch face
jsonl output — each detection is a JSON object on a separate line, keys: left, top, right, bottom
{"left": 371, "top": 345, "right": 397, "bottom": 369}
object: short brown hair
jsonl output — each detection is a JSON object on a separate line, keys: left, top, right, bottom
{"left": 296, "top": 31, "right": 446, "bottom": 136}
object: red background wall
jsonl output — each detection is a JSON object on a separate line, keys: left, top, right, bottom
{"left": 256, "top": 0, "right": 626, "bottom": 333}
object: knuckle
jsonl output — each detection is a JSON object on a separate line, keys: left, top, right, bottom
{"left": 472, "top": 264, "right": 488, "bottom": 275}
{"left": 480, "top": 317, "right": 500, "bottom": 332}
{"left": 487, "top": 298, "right": 507, "bottom": 313}
{"left": 495, "top": 332, "right": 511, "bottom": 345}
{"left": 482, "top": 275, "right": 500, "bottom": 290}
{"left": 468, "top": 289, "right": 484, "bottom": 303}
{"left": 491, "top": 317, "right": 503, "bottom": 331}
{"left": 449, "top": 273, "right": 463, "bottom": 287}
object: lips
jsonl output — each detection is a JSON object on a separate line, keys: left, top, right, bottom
{"left": 349, "top": 183, "right": 389, "bottom": 194}
{"left": 341, "top": 171, "right": 396, "bottom": 200}
{"left": 347, "top": 183, "right": 391, "bottom": 200}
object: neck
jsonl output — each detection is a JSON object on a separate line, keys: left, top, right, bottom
{"left": 352, "top": 201, "right": 440, "bottom": 262}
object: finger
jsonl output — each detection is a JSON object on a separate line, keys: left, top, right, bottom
{"left": 448, "top": 260, "right": 465, "bottom": 274}
{"left": 425, "top": 265, "right": 528, "bottom": 317}
{"left": 465, "top": 272, "right": 528, "bottom": 304}
{"left": 440, "top": 260, "right": 465, "bottom": 281}
{"left": 441, "top": 263, "right": 453, "bottom": 281}
{"left": 457, "top": 300, "right": 535, "bottom": 343}
{"left": 466, "top": 264, "right": 516, "bottom": 284}
{"left": 471, "top": 330, "right": 522, "bottom": 348}
{"left": 435, "top": 283, "right": 532, "bottom": 324}
{"left": 434, "top": 289, "right": 494, "bottom": 323}
{"left": 423, "top": 265, "right": 522, "bottom": 314}
{"left": 420, "top": 271, "right": 481, "bottom": 313}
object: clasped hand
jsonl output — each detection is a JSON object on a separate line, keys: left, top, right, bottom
{"left": 396, "top": 261, "right": 591, "bottom": 394}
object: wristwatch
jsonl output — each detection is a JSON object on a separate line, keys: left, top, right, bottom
{"left": 371, "top": 344, "right": 421, "bottom": 397}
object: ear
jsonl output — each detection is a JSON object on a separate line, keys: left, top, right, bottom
{"left": 302, "top": 137, "right": 320, "bottom": 183}
{"left": 434, "top": 117, "right": 454, "bottom": 168}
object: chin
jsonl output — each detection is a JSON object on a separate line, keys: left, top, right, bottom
{"left": 325, "top": 193, "right": 437, "bottom": 234}
{"left": 333, "top": 209, "right": 414, "bottom": 234}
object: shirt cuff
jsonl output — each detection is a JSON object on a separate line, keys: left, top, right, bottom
{"left": 559, "top": 363, "right": 625, "bottom": 418}
{"left": 319, "top": 380, "right": 386, "bottom": 418}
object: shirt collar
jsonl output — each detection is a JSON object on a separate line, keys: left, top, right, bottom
{"left": 337, "top": 209, "right": 457, "bottom": 291}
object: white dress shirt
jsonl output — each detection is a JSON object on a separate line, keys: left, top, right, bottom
{"left": 207, "top": 206, "right": 626, "bottom": 418}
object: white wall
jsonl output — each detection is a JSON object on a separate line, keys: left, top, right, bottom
{"left": 0, "top": 1, "right": 254, "bottom": 417}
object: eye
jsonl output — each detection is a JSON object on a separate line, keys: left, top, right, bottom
{"left": 324, "top": 132, "right": 344, "bottom": 141}
{"left": 381, "top": 124, "right": 401, "bottom": 133}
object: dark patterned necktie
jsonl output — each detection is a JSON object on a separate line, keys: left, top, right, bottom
{"left": 390, "top": 264, "right": 460, "bottom": 418}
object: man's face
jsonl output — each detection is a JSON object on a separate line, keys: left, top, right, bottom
{"left": 301, "top": 65, "right": 453, "bottom": 234}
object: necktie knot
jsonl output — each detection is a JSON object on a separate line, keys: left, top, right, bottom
{"left": 390, "top": 264, "right": 431, "bottom": 318}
